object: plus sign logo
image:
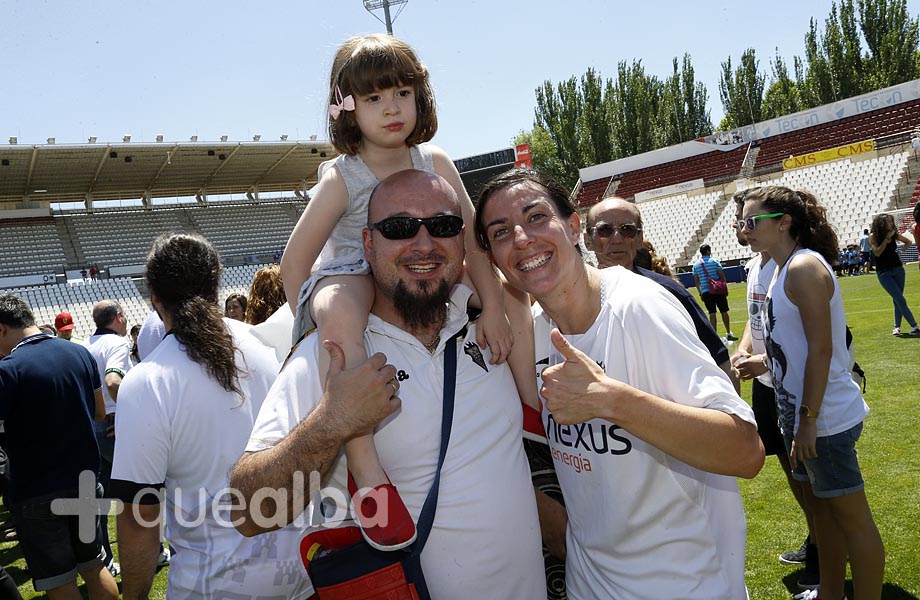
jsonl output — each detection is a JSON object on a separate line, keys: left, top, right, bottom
{"left": 51, "top": 470, "right": 124, "bottom": 543}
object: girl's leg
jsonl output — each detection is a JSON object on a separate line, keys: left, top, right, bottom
{"left": 312, "top": 275, "right": 415, "bottom": 550}
{"left": 826, "top": 491, "right": 885, "bottom": 600}
{"left": 891, "top": 266, "right": 917, "bottom": 327}
{"left": 877, "top": 269, "right": 907, "bottom": 328}
{"left": 807, "top": 495, "right": 848, "bottom": 600}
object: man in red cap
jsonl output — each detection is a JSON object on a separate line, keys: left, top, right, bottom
{"left": 55, "top": 312, "right": 85, "bottom": 345}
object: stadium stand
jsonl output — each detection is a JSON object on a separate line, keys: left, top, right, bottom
{"left": 185, "top": 202, "right": 301, "bottom": 259}
{"left": 610, "top": 145, "right": 748, "bottom": 201}
{"left": 218, "top": 263, "right": 272, "bottom": 308}
{"left": 0, "top": 218, "right": 67, "bottom": 278}
{"left": 67, "top": 209, "right": 186, "bottom": 267}
{"left": 635, "top": 189, "right": 728, "bottom": 267}
{"left": 753, "top": 99, "right": 920, "bottom": 169}
{"left": 5, "top": 278, "right": 149, "bottom": 340}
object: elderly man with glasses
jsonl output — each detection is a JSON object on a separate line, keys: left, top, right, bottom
{"left": 585, "top": 197, "right": 738, "bottom": 390}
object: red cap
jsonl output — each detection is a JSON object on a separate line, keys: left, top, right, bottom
{"left": 55, "top": 312, "right": 76, "bottom": 331}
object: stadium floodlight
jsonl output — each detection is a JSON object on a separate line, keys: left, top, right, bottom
{"left": 88, "top": 136, "right": 97, "bottom": 144}
{"left": 280, "top": 134, "right": 289, "bottom": 141}
{"left": 8, "top": 136, "right": 17, "bottom": 144}
{"left": 190, "top": 135, "right": 198, "bottom": 142}
{"left": 363, "top": 0, "right": 408, "bottom": 34}
{"left": 47, "top": 137, "right": 55, "bottom": 144}
{"left": 156, "top": 134, "right": 164, "bottom": 142}
{"left": 123, "top": 134, "right": 131, "bottom": 143}
{"left": 220, "top": 135, "right": 228, "bottom": 142}
{"left": 252, "top": 134, "right": 261, "bottom": 141}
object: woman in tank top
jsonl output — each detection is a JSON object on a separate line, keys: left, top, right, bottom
{"left": 741, "top": 186, "right": 884, "bottom": 600}
{"left": 869, "top": 212, "right": 918, "bottom": 336}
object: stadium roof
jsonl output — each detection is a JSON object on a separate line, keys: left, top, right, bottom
{"left": 0, "top": 139, "right": 338, "bottom": 205}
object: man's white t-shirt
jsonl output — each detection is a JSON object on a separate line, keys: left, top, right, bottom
{"left": 534, "top": 267, "right": 755, "bottom": 600}
{"left": 113, "top": 318, "right": 312, "bottom": 600}
{"left": 85, "top": 331, "right": 132, "bottom": 414}
{"left": 247, "top": 285, "right": 546, "bottom": 600}
{"left": 745, "top": 254, "right": 777, "bottom": 388}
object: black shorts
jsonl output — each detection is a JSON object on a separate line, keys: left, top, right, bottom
{"left": 701, "top": 292, "right": 729, "bottom": 314}
{"left": 751, "top": 378, "right": 786, "bottom": 456}
{"left": 10, "top": 489, "right": 105, "bottom": 591}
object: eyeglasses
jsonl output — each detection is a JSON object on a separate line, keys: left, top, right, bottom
{"left": 587, "top": 223, "right": 641, "bottom": 239}
{"left": 737, "top": 213, "right": 784, "bottom": 231}
{"left": 369, "top": 215, "right": 464, "bottom": 240}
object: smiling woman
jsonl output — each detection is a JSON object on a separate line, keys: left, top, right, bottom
{"left": 475, "top": 167, "right": 764, "bottom": 600}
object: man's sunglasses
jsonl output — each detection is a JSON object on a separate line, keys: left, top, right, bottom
{"left": 587, "top": 223, "right": 641, "bottom": 239}
{"left": 369, "top": 215, "right": 464, "bottom": 240}
{"left": 737, "top": 212, "right": 784, "bottom": 231}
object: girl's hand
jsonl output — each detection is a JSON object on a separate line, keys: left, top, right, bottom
{"left": 477, "top": 303, "right": 514, "bottom": 365}
{"left": 790, "top": 418, "right": 818, "bottom": 469}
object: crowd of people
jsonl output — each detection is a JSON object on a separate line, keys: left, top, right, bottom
{"left": 0, "top": 31, "right": 915, "bottom": 600}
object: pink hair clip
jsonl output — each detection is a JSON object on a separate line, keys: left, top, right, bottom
{"left": 329, "top": 85, "right": 355, "bottom": 120}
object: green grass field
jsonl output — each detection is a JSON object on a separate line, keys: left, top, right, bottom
{"left": 1, "top": 267, "right": 918, "bottom": 599}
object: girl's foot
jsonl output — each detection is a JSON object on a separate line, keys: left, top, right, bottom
{"left": 909, "top": 326, "right": 920, "bottom": 335}
{"left": 348, "top": 472, "right": 417, "bottom": 551}
{"left": 892, "top": 327, "right": 901, "bottom": 335}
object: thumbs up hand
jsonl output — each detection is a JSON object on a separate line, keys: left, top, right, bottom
{"left": 540, "top": 329, "right": 617, "bottom": 425}
{"left": 321, "top": 340, "right": 401, "bottom": 439}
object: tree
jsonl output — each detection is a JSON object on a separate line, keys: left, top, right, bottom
{"left": 719, "top": 48, "right": 766, "bottom": 128}
{"left": 659, "top": 54, "right": 713, "bottom": 146}
{"left": 858, "top": 0, "right": 920, "bottom": 89}
{"left": 762, "top": 50, "right": 802, "bottom": 120}
{"left": 534, "top": 77, "right": 584, "bottom": 188}
{"left": 512, "top": 126, "right": 570, "bottom": 189}
{"left": 609, "top": 60, "right": 661, "bottom": 157}
{"left": 579, "top": 68, "right": 614, "bottom": 167}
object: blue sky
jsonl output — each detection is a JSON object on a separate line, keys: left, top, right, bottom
{"left": 4, "top": 0, "right": 910, "bottom": 161}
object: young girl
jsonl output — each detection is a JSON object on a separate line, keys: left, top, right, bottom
{"left": 869, "top": 212, "right": 918, "bottom": 335}
{"left": 742, "top": 186, "right": 884, "bottom": 600}
{"left": 280, "top": 34, "right": 537, "bottom": 551}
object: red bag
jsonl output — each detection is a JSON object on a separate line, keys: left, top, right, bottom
{"left": 700, "top": 260, "right": 728, "bottom": 295}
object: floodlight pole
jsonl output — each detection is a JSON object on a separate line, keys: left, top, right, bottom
{"left": 364, "top": 0, "right": 408, "bottom": 35}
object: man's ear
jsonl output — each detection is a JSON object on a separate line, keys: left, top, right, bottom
{"left": 362, "top": 227, "right": 373, "bottom": 262}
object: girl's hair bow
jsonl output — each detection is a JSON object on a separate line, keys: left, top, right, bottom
{"left": 329, "top": 85, "right": 355, "bottom": 120}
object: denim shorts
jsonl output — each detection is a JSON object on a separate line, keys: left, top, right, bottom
{"left": 9, "top": 487, "right": 105, "bottom": 591}
{"left": 781, "top": 415, "right": 866, "bottom": 498}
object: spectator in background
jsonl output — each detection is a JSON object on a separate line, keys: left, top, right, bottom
{"left": 112, "top": 233, "right": 309, "bottom": 600}
{"left": 55, "top": 311, "right": 84, "bottom": 344}
{"left": 585, "top": 197, "right": 738, "bottom": 389}
{"left": 245, "top": 265, "right": 285, "bottom": 325}
{"left": 692, "top": 244, "right": 738, "bottom": 340}
{"left": 38, "top": 324, "right": 56, "bottom": 337}
{"left": 742, "top": 186, "right": 884, "bottom": 600}
{"left": 869, "top": 213, "right": 919, "bottom": 336}
{"left": 84, "top": 300, "right": 132, "bottom": 578}
{"left": 0, "top": 294, "right": 119, "bottom": 600}
{"left": 859, "top": 229, "right": 873, "bottom": 273}
{"left": 223, "top": 293, "right": 247, "bottom": 322}
{"left": 129, "top": 324, "right": 141, "bottom": 365}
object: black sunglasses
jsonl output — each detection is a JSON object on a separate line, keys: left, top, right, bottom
{"left": 587, "top": 223, "right": 641, "bottom": 239}
{"left": 369, "top": 215, "right": 464, "bottom": 240}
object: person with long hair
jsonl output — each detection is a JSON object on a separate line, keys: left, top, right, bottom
{"left": 245, "top": 264, "right": 286, "bottom": 325}
{"left": 223, "top": 293, "right": 247, "bottom": 322}
{"left": 742, "top": 186, "right": 884, "bottom": 600}
{"left": 110, "top": 233, "right": 312, "bottom": 600}
{"left": 869, "top": 212, "right": 918, "bottom": 335}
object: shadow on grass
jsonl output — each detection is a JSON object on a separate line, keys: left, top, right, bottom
{"left": 782, "top": 570, "right": 919, "bottom": 599}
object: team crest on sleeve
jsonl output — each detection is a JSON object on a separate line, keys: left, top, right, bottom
{"left": 463, "top": 341, "right": 489, "bottom": 372}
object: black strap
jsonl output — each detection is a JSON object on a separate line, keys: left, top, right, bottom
{"left": 413, "top": 335, "right": 457, "bottom": 553}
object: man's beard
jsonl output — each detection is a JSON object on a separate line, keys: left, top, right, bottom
{"left": 393, "top": 278, "right": 451, "bottom": 330}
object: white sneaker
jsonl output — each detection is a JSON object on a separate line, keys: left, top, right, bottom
{"left": 892, "top": 327, "right": 901, "bottom": 335}
{"left": 157, "top": 544, "right": 171, "bottom": 568}
{"left": 793, "top": 589, "right": 818, "bottom": 600}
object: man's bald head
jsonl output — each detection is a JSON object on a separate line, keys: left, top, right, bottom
{"left": 368, "top": 169, "right": 460, "bottom": 225}
{"left": 585, "top": 197, "right": 645, "bottom": 269}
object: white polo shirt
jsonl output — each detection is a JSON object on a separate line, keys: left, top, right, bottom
{"left": 247, "top": 285, "right": 546, "bottom": 600}
{"left": 534, "top": 267, "right": 755, "bottom": 600}
{"left": 113, "top": 318, "right": 312, "bottom": 600}
{"left": 85, "top": 330, "right": 132, "bottom": 414}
